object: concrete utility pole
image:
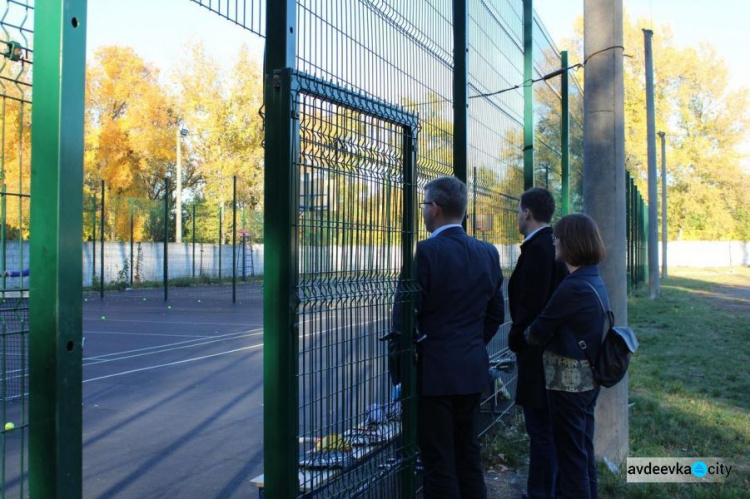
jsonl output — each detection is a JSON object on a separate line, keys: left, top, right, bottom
{"left": 583, "top": 0, "right": 629, "bottom": 464}
{"left": 659, "top": 131, "right": 667, "bottom": 278}
{"left": 643, "top": 29, "right": 659, "bottom": 298}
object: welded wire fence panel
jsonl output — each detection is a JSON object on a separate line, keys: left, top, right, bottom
{"left": 626, "top": 171, "right": 647, "bottom": 291}
{"left": 199, "top": 0, "right": 594, "bottom": 487}
{"left": 293, "top": 73, "right": 418, "bottom": 497}
{"left": 466, "top": 0, "right": 524, "bottom": 423}
{"left": 82, "top": 182, "right": 261, "bottom": 304}
{"left": 569, "top": 75, "right": 585, "bottom": 212}
{"left": 190, "top": 0, "right": 265, "bottom": 36}
{"left": 532, "top": 14, "right": 563, "bottom": 204}
{"left": 1, "top": 0, "right": 32, "bottom": 495}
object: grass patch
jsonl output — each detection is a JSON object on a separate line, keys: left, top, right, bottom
{"left": 601, "top": 267, "right": 750, "bottom": 498}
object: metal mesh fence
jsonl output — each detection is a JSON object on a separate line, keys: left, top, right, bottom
{"left": 82, "top": 178, "right": 262, "bottom": 305}
{"left": 0, "top": 0, "right": 32, "bottom": 495}
{"left": 293, "top": 73, "right": 418, "bottom": 496}
{"left": 194, "top": 0, "right": 647, "bottom": 495}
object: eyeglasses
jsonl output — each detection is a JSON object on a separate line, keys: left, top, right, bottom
{"left": 420, "top": 201, "right": 441, "bottom": 208}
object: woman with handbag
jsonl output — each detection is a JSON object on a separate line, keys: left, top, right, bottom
{"left": 523, "top": 213, "right": 608, "bottom": 499}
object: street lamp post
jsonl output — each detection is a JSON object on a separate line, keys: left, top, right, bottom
{"left": 176, "top": 127, "right": 188, "bottom": 243}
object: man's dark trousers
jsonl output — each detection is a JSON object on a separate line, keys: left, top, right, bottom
{"left": 522, "top": 405, "right": 557, "bottom": 498}
{"left": 418, "top": 393, "right": 486, "bottom": 499}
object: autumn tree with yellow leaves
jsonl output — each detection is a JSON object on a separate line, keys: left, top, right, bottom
{"left": 83, "top": 42, "right": 265, "bottom": 243}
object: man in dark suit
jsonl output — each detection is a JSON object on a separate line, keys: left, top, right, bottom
{"left": 390, "top": 176, "right": 505, "bottom": 498}
{"left": 508, "top": 188, "right": 568, "bottom": 499}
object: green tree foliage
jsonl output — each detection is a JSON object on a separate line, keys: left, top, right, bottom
{"left": 565, "top": 13, "right": 750, "bottom": 240}
{"left": 83, "top": 42, "right": 265, "bottom": 242}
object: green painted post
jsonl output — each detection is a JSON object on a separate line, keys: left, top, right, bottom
{"left": 192, "top": 203, "right": 196, "bottom": 279}
{"left": 453, "top": 0, "right": 468, "bottom": 187}
{"left": 91, "top": 195, "right": 96, "bottom": 286}
{"left": 164, "top": 177, "right": 169, "bottom": 301}
{"left": 642, "top": 196, "right": 648, "bottom": 286}
{"left": 561, "top": 51, "right": 570, "bottom": 215}
{"left": 399, "top": 123, "right": 419, "bottom": 498}
{"left": 29, "top": 0, "right": 87, "bottom": 496}
{"left": 100, "top": 179, "right": 104, "bottom": 299}
{"left": 264, "top": 0, "right": 298, "bottom": 493}
{"left": 1, "top": 184, "right": 6, "bottom": 292}
{"left": 523, "top": 0, "right": 534, "bottom": 190}
{"left": 129, "top": 198, "right": 134, "bottom": 287}
{"left": 232, "top": 175, "right": 237, "bottom": 303}
{"left": 218, "top": 204, "right": 222, "bottom": 280}
{"left": 625, "top": 173, "right": 631, "bottom": 292}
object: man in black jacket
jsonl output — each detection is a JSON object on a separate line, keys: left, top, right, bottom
{"left": 389, "top": 176, "right": 505, "bottom": 498}
{"left": 508, "top": 188, "right": 567, "bottom": 499}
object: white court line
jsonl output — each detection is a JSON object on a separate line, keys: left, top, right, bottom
{"left": 82, "top": 318, "right": 258, "bottom": 327}
{"left": 84, "top": 316, "right": 385, "bottom": 368}
{"left": 83, "top": 330, "right": 263, "bottom": 366}
{"left": 84, "top": 331, "right": 211, "bottom": 338}
{"left": 84, "top": 328, "right": 263, "bottom": 360}
{"left": 83, "top": 344, "right": 263, "bottom": 383}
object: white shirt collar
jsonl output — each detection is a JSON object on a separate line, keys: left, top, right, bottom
{"left": 431, "top": 223, "right": 463, "bottom": 238}
{"left": 523, "top": 225, "right": 550, "bottom": 243}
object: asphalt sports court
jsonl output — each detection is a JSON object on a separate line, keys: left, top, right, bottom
{"left": 81, "top": 284, "right": 264, "bottom": 498}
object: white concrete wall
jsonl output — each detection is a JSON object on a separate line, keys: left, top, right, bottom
{"left": 81, "top": 242, "right": 264, "bottom": 287}
{"left": 659, "top": 241, "right": 750, "bottom": 267}
{"left": 1, "top": 240, "right": 747, "bottom": 288}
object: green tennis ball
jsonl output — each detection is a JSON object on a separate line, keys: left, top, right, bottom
{"left": 143, "top": 298, "right": 147, "bottom": 301}
{"left": 168, "top": 306, "right": 172, "bottom": 309}
{"left": 101, "top": 316, "right": 106, "bottom": 320}
{"left": 4, "top": 422, "right": 14, "bottom": 431}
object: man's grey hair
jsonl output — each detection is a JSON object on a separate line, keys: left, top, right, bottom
{"left": 424, "top": 176, "right": 467, "bottom": 219}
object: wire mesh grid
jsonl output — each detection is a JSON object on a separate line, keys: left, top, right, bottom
{"left": 193, "top": 0, "right": 595, "bottom": 493}
{"left": 293, "top": 76, "right": 419, "bottom": 496}
{"left": 0, "top": 0, "right": 32, "bottom": 495}
{"left": 82, "top": 183, "right": 262, "bottom": 304}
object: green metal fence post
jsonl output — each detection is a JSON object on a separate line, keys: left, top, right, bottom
{"left": 218, "top": 203, "right": 222, "bottom": 281}
{"left": 523, "top": 0, "right": 534, "bottom": 190}
{"left": 264, "top": 0, "right": 298, "bottom": 493}
{"left": 561, "top": 50, "right": 570, "bottom": 215}
{"left": 1, "top": 184, "right": 6, "bottom": 291}
{"left": 129, "top": 198, "right": 134, "bottom": 287}
{"left": 399, "top": 120, "right": 419, "bottom": 499}
{"left": 625, "top": 173, "right": 631, "bottom": 292}
{"left": 232, "top": 174, "right": 237, "bottom": 303}
{"left": 29, "top": 0, "right": 87, "bottom": 495}
{"left": 192, "top": 203, "right": 196, "bottom": 279}
{"left": 99, "top": 179, "right": 104, "bottom": 299}
{"left": 164, "top": 177, "right": 169, "bottom": 301}
{"left": 452, "top": 0, "right": 468, "bottom": 187}
{"left": 91, "top": 194, "right": 96, "bottom": 286}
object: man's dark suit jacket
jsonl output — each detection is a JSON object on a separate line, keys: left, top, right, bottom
{"left": 414, "top": 226, "right": 505, "bottom": 397}
{"left": 507, "top": 227, "right": 567, "bottom": 408}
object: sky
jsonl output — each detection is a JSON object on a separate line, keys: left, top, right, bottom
{"left": 534, "top": 0, "right": 750, "bottom": 91}
{"left": 533, "top": 0, "right": 749, "bottom": 165}
{"left": 86, "top": 0, "right": 265, "bottom": 76}
{"left": 86, "top": 0, "right": 749, "bottom": 162}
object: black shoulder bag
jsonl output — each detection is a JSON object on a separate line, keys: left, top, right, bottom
{"left": 576, "top": 281, "right": 639, "bottom": 388}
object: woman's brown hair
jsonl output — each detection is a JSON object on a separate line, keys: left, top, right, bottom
{"left": 553, "top": 214, "right": 605, "bottom": 267}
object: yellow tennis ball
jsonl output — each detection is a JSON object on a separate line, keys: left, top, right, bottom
{"left": 4, "top": 422, "right": 14, "bottom": 431}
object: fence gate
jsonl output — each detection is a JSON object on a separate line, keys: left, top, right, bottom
{"left": 264, "top": 68, "right": 420, "bottom": 496}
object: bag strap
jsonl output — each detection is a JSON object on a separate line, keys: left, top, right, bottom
{"left": 581, "top": 280, "right": 606, "bottom": 316}
{"left": 572, "top": 281, "right": 609, "bottom": 369}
